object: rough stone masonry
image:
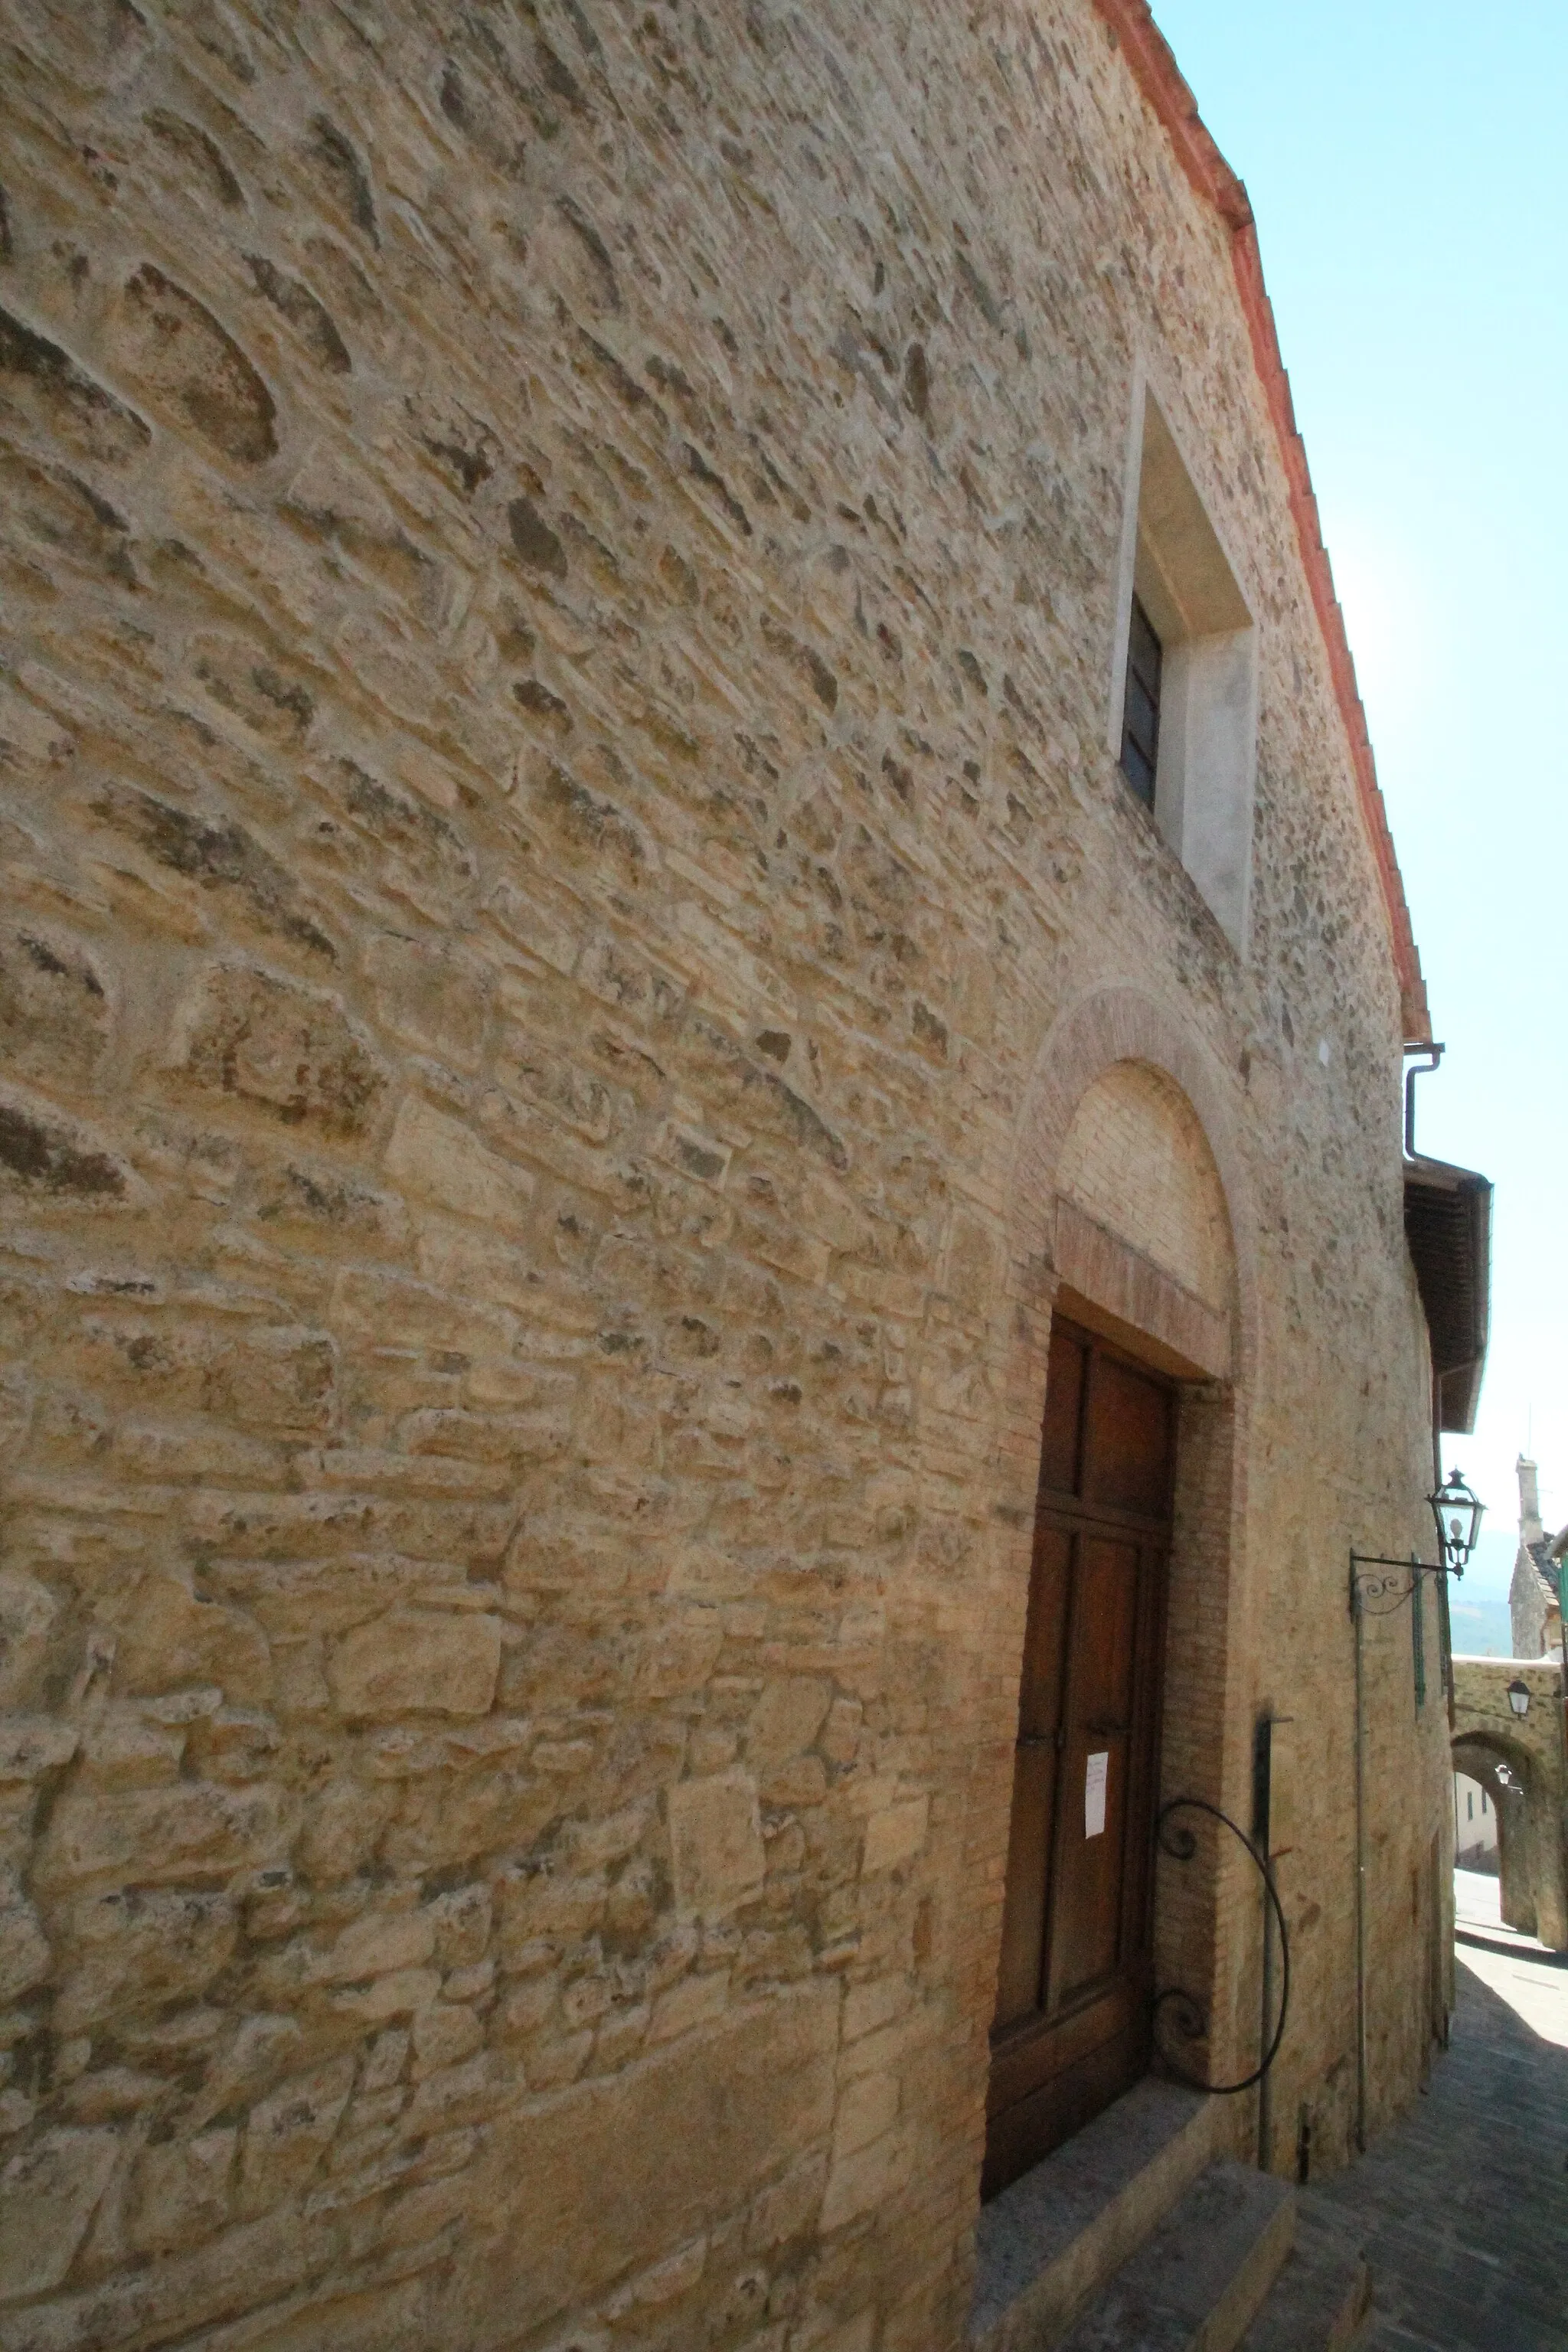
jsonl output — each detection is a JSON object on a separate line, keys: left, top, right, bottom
{"left": 0, "top": 2, "right": 1453, "bottom": 2348}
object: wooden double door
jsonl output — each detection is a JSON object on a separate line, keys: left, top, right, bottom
{"left": 984, "top": 1318, "right": 1174, "bottom": 2199}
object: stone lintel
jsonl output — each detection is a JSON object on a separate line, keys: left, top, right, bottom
{"left": 1053, "top": 1197, "right": 1232, "bottom": 1381}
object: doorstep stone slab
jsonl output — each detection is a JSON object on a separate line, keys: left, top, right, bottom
{"left": 971, "top": 2079, "right": 1219, "bottom": 2352}
{"left": 1236, "top": 2193, "right": 1371, "bottom": 2352}
{"left": 1057, "top": 2161, "right": 1296, "bottom": 2352}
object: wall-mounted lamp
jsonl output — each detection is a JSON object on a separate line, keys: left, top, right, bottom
{"left": 1429, "top": 1466, "right": 1484, "bottom": 1578}
{"left": 1507, "top": 1678, "right": 1530, "bottom": 1719}
{"left": 1349, "top": 1468, "right": 1487, "bottom": 1612}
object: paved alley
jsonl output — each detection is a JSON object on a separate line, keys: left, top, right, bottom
{"left": 1310, "top": 1875, "right": 1568, "bottom": 2349}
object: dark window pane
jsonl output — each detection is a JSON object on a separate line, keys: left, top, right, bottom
{"left": 1120, "top": 736, "right": 1155, "bottom": 805}
{"left": 1119, "top": 596, "right": 1161, "bottom": 805}
{"left": 1125, "top": 677, "right": 1158, "bottom": 754}
{"left": 1129, "top": 596, "right": 1161, "bottom": 678}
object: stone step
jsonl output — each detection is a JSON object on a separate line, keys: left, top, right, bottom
{"left": 1055, "top": 2159, "right": 1296, "bottom": 2352}
{"left": 1236, "top": 2194, "right": 1371, "bottom": 2352}
{"left": 971, "top": 2079, "right": 1220, "bottom": 2351}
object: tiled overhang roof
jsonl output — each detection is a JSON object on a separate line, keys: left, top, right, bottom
{"left": 1403, "top": 1153, "right": 1492, "bottom": 1433}
{"left": 1091, "top": 0, "right": 1432, "bottom": 1046}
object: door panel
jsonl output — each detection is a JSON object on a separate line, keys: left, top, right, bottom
{"left": 1049, "top": 1534, "right": 1138, "bottom": 2007}
{"left": 1037, "top": 1327, "right": 1087, "bottom": 1495}
{"left": 1083, "top": 1354, "right": 1172, "bottom": 1520}
{"left": 985, "top": 1321, "right": 1174, "bottom": 2200}
{"left": 992, "top": 1526, "right": 1072, "bottom": 2029}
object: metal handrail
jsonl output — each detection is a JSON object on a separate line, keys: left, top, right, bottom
{"left": 1151, "top": 1796, "right": 1290, "bottom": 2096}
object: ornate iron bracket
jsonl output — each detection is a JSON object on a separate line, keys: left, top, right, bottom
{"left": 1348, "top": 1552, "right": 1447, "bottom": 1616}
{"left": 1151, "top": 1797, "right": 1290, "bottom": 2097}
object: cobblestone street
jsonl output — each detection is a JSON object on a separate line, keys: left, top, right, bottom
{"left": 1311, "top": 1874, "right": 1568, "bottom": 2349}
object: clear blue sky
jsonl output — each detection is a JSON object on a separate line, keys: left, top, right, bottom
{"left": 1149, "top": 0, "right": 1568, "bottom": 1652}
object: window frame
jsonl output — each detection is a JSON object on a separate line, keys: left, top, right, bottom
{"left": 1106, "top": 368, "right": 1260, "bottom": 958}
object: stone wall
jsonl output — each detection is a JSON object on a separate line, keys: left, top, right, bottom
{"left": 0, "top": 2, "right": 1451, "bottom": 2347}
{"left": 1452, "top": 1656, "right": 1567, "bottom": 1949}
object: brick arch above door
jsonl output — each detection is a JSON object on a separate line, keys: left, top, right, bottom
{"left": 1004, "top": 986, "right": 1260, "bottom": 1407}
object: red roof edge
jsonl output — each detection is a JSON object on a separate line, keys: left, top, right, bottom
{"left": 1093, "top": 0, "right": 1432, "bottom": 1045}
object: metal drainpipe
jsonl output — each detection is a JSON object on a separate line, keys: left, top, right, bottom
{"left": 1557, "top": 1557, "right": 1568, "bottom": 1847}
{"left": 1253, "top": 1717, "right": 1274, "bottom": 2171}
{"left": 1403, "top": 1042, "right": 1445, "bottom": 1158}
{"left": 1350, "top": 1553, "right": 1368, "bottom": 2154}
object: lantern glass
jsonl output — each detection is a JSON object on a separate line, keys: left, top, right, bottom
{"left": 1508, "top": 1678, "right": 1530, "bottom": 1718}
{"left": 1429, "top": 1467, "right": 1483, "bottom": 1574}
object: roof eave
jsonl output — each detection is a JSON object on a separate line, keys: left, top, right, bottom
{"left": 1402, "top": 1153, "right": 1492, "bottom": 1436}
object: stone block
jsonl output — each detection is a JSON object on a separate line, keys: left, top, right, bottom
{"left": 426, "top": 1883, "right": 492, "bottom": 1968}
{"left": 109, "top": 1576, "right": 271, "bottom": 1705}
{"left": 293, "top": 1779, "right": 397, "bottom": 1884}
{"left": 331, "top": 1968, "right": 442, "bottom": 2024}
{"left": 36, "top": 1784, "right": 293, "bottom": 1895}
{"left": 667, "top": 1771, "right": 766, "bottom": 1917}
{"left": 459, "top": 1984, "right": 837, "bottom": 2343}
{"left": 170, "top": 962, "right": 387, "bottom": 1135}
{"left": 365, "top": 936, "right": 491, "bottom": 1069}
{"left": 322, "top": 1906, "right": 436, "bottom": 1984}
{"left": 0, "top": 1900, "right": 50, "bottom": 2004}
{"left": 113, "top": 264, "right": 277, "bottom": 462}
{"left": 745, "top": 2153, "right": 830, "bottom": 2252}
{"left": 831, "top": 2072, "right": 898, "bottom": 2161}
{"left": 637, "top": 1609, "right": 725, "bottom": 1698}
{"left": 384, "top": 1094, "right": 535, "bottom": 1231}
{"left": 403, "top": 2051, "right": 501, "bottom": 2135}
{"left": 0, "top": 1716, "right": 77, "bottom": 1785}
{"left": 327, "top": 1611, "right": 501, "bottom": 1721}
{"left": 130, "top": 2128, "right": 237, "bottom": 2256}
{"left": 0, "top": 1576, "right": 59, "bottom": 1710}
{"left": 54, "top": 1887, "right": 237, "bottom": 2032}
{"left": 240, "top": 2057, "right": 355, "bottom": 2214}
{"left": 0, "top": 925, "right": 112, "bottom": 1094}
{"left": 0, "top": 2128, "right": 119, "bottom": 2300}
{"left": 819, "top": 2127, "right": 913, "bottom": 2236}
{"left": 0, "top": 2210, "right": 316, "bottom": 2352}
{"left": 746, "top": 1677, "right": 832, "bottom": 1768}
{"left": 861, "top": 1798, "right": 929, "bottom": 1877}
{"left": 0, "top": 1084, "right": 137, "bottom": 1205}
{"left": 410, "top": 2002, "right": 485, "bottom": 2076}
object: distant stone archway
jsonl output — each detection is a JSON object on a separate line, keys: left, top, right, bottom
{"left": 1451, "top": 1656, "right": 1568, "bottom": 1950}
{"left": 1452, "top": 1737, "right": 1533, "bottom": 1927}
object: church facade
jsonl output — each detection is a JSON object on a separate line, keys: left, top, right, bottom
{"left": 0, "top": 2, "right": 1468, "bottom": 2345}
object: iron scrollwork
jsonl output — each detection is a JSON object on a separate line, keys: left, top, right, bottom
{"left": 1150, "top": 1796, "right": 1290, "bottom": 2097}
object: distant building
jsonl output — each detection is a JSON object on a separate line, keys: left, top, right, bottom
{"left": 1453, "top": 1772, "right": 1498, "bottom": 1874}
{"left": 1508, "top": 1457, "right": 1562, "bottom": 1658}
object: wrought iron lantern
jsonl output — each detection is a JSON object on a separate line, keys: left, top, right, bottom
{"left": 1429, "top": 1466, "right": 1483, "bottom": 1576}
{"left": 1507, "top": 1678, "right": 1530, "bottom": 1718}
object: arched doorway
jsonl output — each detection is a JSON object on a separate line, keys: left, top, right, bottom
{"left": 1452, "top": 1733, "right": 1563, "bottom": 1946}
{"left": 987, "top": 1037, "right": 1243, "bottom": 2195}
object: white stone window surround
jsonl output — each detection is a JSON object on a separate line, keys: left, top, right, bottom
{"left": 1106, "top": 364, "right": 1260, "bottom": 958}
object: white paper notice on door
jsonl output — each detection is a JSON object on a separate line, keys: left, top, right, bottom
{"left": 1084, "top": 1750, "right": 1109, "bottom": 1840}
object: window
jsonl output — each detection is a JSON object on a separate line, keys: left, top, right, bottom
{"left": 1467, "top": 1792, "right": 1475, "bottom": 1821}
{"left": 1109, "top": 378, "right": 1259, "bottom": 955}
{"left": 1119, "top": 595, "right": 1162, "bottom": 806}
{"left": 1481, "top": 1790, "right": 1488, "bottom": 1814}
